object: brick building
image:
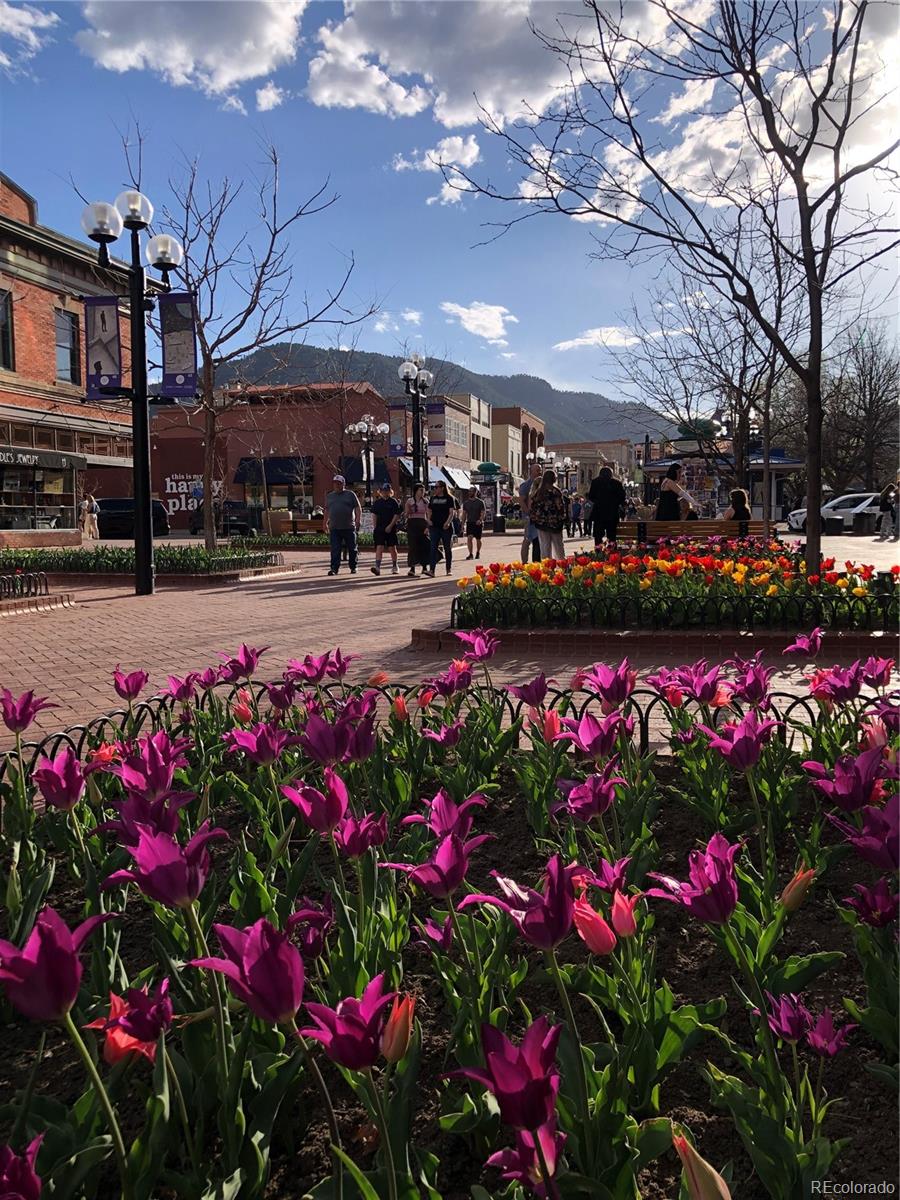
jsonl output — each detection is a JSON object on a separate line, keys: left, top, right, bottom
{"left": 0, "top": 173, "right": 135, "bottom": 546}
{"left": 546, "top": 438, "right": 637, "bottom": 491}
{"left": 491, "top": 405, "right": 544, "bottom": 485}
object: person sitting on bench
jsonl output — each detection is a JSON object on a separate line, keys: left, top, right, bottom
{"left": 722, "top": 488, "right": 752, "bottom": 522}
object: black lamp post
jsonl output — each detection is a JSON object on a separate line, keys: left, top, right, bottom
{"left": 398, "top": 355, "right": 434, "bottom": 488}
{"left": 80, "top": 192, "right": 184, "bottom": 596}
{"left": 344, "top": 414, "right": 389, "bottom": 504}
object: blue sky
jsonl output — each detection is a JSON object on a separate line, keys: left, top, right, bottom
{"left": 1, "top": 1, "right": 895, "bottom": 399}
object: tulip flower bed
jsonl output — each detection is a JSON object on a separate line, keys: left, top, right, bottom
{"left": 0, "top": 547, "right": 279, "bottom": 575}
{"left": 0, "top": 635, "right": 897, "bottom": 1200}
{"left": 453, "top": 539, "right": 899, "bottom": 632}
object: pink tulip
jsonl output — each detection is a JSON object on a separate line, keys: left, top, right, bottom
{"left": 31, "top": 747, "right": 85, "bottom": 812}
{"left": 112, "top": 665, "right": 149, "bottom": 702}
{"left": 192, "top": 919, "right": 305, "bottom": 1025}
{"left": 610, "top": 890, "right": 641, "bottom": 937}
{"left": 1, "top": 688, "right": 56, "bottom": 734}
{"left": 0, "top": 1133, "right": 43, "bottom": 1199}
{"left": 573, "top": 898, "right": 617, "bottom": 955}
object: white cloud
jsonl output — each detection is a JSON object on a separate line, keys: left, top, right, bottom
{"left": 256, "top": 80, "right": 287, "bottom": 112}
{"left": 500, "top": 352, "right": 516, "bottom": 360}
{"left": 653, "top": 77, "right": 717, "bottom": 125}
{"left": 393, "top": 135, "right": 482, "bottom": 205}
{"left": 553, "top": 326, "right": 640, "bottom": 352}
{"left": 373, "top": 309, "right": 422, "bottom": 335}
{"left": 76, "top": 0, "right": 306, "bottom": 106}
{"left": 0, "top": 0, "right": 58, "bottom": 72}
{"left": 400, "top": 309, "right": 422, "bottom": 326}
{"left": 307, "top": 2, "right": 576, "bottom": 128}
{"left": 441, "top": 301, "right": 519, "bottom": 347}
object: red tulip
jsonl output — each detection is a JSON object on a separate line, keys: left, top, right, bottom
{"left": 573, "top": 898, "right": 616, "bottom": 955}
{"left": 382, "top": 994, "right": 416, "bottom": 1063}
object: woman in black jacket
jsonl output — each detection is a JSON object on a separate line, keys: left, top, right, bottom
{"left": 588, "top": 466, "right": 627, "bottom": 546}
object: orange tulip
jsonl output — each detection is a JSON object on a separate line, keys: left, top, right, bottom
{"left": 672, "top": 1129, "right": 732, "bottom": 1200}
{"left": 611, "top": 890, "right": 641, "bottom": 938}
{"left": 85, "top": 994, "right": 157, "bottom": 1065}
{"left": 391, "top": 694, "right": 409, "bottom": 722}
{"left": 573, "top": 898, "right": 617, "bottom": 955}
{"left": 232, "top": 688, "right": 253, "bottom": 725}
{"left": 368, "top": 670, "right": 390, "bottom": 686}
{"left": 382, "top": 994, "right": 416, "bottom": 1063}
{"left": 780, "top": 866, "right": 816, "bottom": 913}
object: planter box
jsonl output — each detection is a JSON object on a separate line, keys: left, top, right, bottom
{"left": 0, "top": 529, "right": 82, "bottom": 549}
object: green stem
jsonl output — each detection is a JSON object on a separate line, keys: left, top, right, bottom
{"left": 164, "top": 1044, "right": 197, "bottom": 1171}
{"left": 790, "top": 1041, "right": 805, "bottom": 1143}
{"left": 447, "top": 897, "right": 482, "bottom": 1024}
{"left": 186, "top": 904, "right": 231, "bottom": 1092}
{"left": 812, "top": 1057, "right": 825, "bottom": 1133}
{"left": 267, "top": 764, "right": 286, "bottom": 839}
{"left": 745, "top": 769, "right": 772, "bottom": 901}
{"left": 366, "top": 1068, "right": 398, "bottom": 1200}
{"left": 547, "top": 950, "right": 592, "bottom": 1158}
{"left": 63, "top": 1010, "right": 131, "bottom": 1200}
{"left": 354, "top": 856, "right": 367, "bottom": 941}
{"left": 723, "top": 923, "right": 786, "bottom": 1120}
{"left": 611, "top": 950, "right": 645, "bottom": 1025}
{"left": 11, "top": 1030, "right": 46, "bottom": 1145}
{"left": 293, "top": 1026, "right": 344, "bottom": 1200}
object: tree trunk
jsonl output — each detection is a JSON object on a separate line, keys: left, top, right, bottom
{"left": 762, "top": 397, "right": 772, "bottom": 538}
{"left": 805, "top": 379, "right": 823, "bottom": 573}
{"left": 203, "top": 404, "right": 218, "bottom": 552}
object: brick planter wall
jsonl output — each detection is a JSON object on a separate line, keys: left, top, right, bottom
{"left": 0, "top": 530, "right": 82, "bottom": 549}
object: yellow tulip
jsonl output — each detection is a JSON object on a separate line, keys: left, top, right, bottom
{"left": 639, "top": 577, "right": 652, "bottom": 590}
{"left": 836, "top": 577, "right": 849, "bottom": 589}
{"left": 852, "top": 586, "right": 867, "bottom": 596}
{"left": 514, "top": 577, "right": 528, "bottom": 589}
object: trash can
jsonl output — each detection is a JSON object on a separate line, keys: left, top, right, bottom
{"left": 824, "top": 516, "right": 844, "bottom": 536}
{"left": 852, "top": 511, "right": 877, "bottom": 535}
{"left": 493, "top": 515, "right": 507, "bottom": 534}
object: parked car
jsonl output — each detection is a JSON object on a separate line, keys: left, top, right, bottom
{"left": 189, "top": 501, "right": 255, "bottom": 537}
{"left": 96, "top": 497, "right": 171, "bottom": 539}
{"left": 787, "top": 492, "right": 880, "bottom": 533}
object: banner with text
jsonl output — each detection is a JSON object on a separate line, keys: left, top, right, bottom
{"left": 426, "top": 401, "right": 446, "bottom": 458}
{"left": 159, "top": 292, "right": 198, "bottom": 398}
{"left": 84, "top": 297, "right": 122, "bottom": 399}
{"left": 388, "top": 403, "right": 408, "bottom": 457}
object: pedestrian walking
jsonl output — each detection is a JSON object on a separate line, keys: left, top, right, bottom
{"left": 571, "top": 495, "right": 583, "bottom": 536}
{"left": 518, "top": 462, "right": 543, "bottom": 563}
{"left": 463, "top": 486, "right": 486, "bottom": 560}
{"left": 530, "top": 469, "right": 567, "bottom": 559}
{"left": 404, "top": 485, "right": 430, "bottom": 576}
{"left": 588, "top": 466, "right": 626, "bottom": 546}
{"left": 370, "top": 483, "right": 401, "bottom": 575}
{"left": 324, "top": 474, "right": 361, "bottom": 576}
{"left": 83, "top": 494, "right": 100, "bottom": 540}
{"left": 878, "top": 484, "right": 897, "bottom": 540}
{"left": 427, "top": 480, "right": 455, "bottom": 576}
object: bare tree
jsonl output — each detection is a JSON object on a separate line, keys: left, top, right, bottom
{"left": 451, "top": 0, "right": 899, "bottom": 567}
{"left": 155, "top": 144, "right": 375, "bottom": 548}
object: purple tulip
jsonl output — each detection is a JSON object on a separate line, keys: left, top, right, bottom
{"left": 672, "top": 660, "right": 726, "bottom": 704}
{"left": 555, "top": 710, "right": 631, "bottom": 760}
{"left": 782, "top": 628, "right": 824, "bottom": 658}
{"left": 114, "top": 978, "right": 174, "bottom": 1042}
{"left": 401, "top": 788, "right": 487, "bottom": 839}
{"left": 282, "top": 766, "right": 349, "bottom": 833}
{"left": 553, "top": 758, "right": 623, "bottom": 822}
{"left": 459, "top": 854, "right": 578, "bottom": 950}
{"left": 98, "top": 791, "right": 192, "bottom": 846}
{"left": 765, "top": 991, "right": 812, "bottom": 1043}
{"left": 415, "top": 915, "right": 453, "bottom": 953}
{"left": 589, "top": 854, "right": 632, "bottom": 894}
{"left": 0, "top": 1133, "right": 43, "bottom": 1200}
{"left": 581, "top": 658, "right": 636, "bottom": 713}
{"left": 509, "top": 673, "right": 552, "bottom": 708}
{"left": 192, "top": 918, "right": 305, "bottom": 1025}
{"left": 430, "top": 662, "right": 473, "bottom": 697}
{"left": 421, "top": 720, "right": 465, "bottom": 749}
{"left": 113, "top": 665, "right": 149, "bottom": 702}
{"left": 265, "top": 681, "right": 297, "bottom": 713}
{"left": 0, "top": 907, "right": 115, "bottom": 1021}
{"left": 333, "top": 812, "right": 388, "bottom": 858}
{"left": 31, "top": 747, "right": 85, "bottom": 812}
{"left": 871, "top": 696, "right": 900, "bottom": 736}
{"left": 166, "top": 674, "right": 198, "bottom": 704}
{"left": 862, "top": 656, "right": 894, "bottom": 691}
{"left": 286, "top": 652, "right": 331, "bottom": 684}
{"left": 802, "top": 748, "right": 886, "bottom": 812}
{"left": 339, "top": 690, "right": 379, "bottom": 723}
{"left": 112, "top": 731, "right": 191, "bottom": 802}
{"left": 811, "top": 663, "right": 864, "bottom": 704}
{"left": 487, "top": 1120, "right": 565, "bottom": 1199}
{"left": 223, "top": 721, "right": 299, "bottom": 765}
{"left": 326, "top": 648, "right": 359, "bottom": 679}
{"left": 218, "top": 643, "right": 270, "bottom": 683}
{"left": 674, "top": 729, "right": 696, "bottom": 746}
{"left": 828, "top": 794, "right": 899, "bottom": 871}
{"left": 646, "top": 833, "right": 741, "bottom": 924}
{"left": 104, "top": 821, "right": 228, "bottom": 908}
{"left": 196, "top": 667, "right": 220, "bottom": 692}
{"left": 301, "top": 972, "right": 396, "bottom": 1070}
{"left": 382, "top": 832, "right": 491, "bottom": 899}
{"left": 1, "top": 688, "right": 57, "bottom": 734}
{"left": 452, "top": 1017, "right": 562, "bottom": 1131}
{"left": 729, "top": 652, "right": 773, "bottom": 708}
{"left": 343, "top": 715, "right": 376, "bottom": 763}
{"left": 455, "top": 627, "right": 500, "bottom": 663}
{"left": 805, "top": 1008, "right": 856, "bottom": 1058}
{"left": 287, "top": 896, "right": 334, "bottom": 959}
{"left": 843, "top": 878, "right": 899, "bottom": 928}
{"left": 298, "top": 713, "right": 351, "bottom": 765}
{"left": 698, "top": 710, "right": 779, "bottom": 771}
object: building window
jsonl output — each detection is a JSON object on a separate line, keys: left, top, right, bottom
{"left": 11, "top": 424, "right": 32, "bottom": 447}
{"left": 55, "top": 429, "right": 76, "bottom": 451}
{"left": 34, "top": 426, "right": 55, "bottom": 449}
{"left": 78, "top": 433, "right": 95, "bottom": 454}
{"left": 54, "top": 309, "right": 81, "bottom": 384}
{"left": 0, "top": 290, "right": 13, "bottom": 371}
{"left": 471, "top": 433, "right": 478, "bottom": 459}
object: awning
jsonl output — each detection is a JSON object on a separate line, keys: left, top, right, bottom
{"left": 0, "top": 444, "right": 88, "bottom": 471}
{"left": 399, "top": 457, "right": 414, "bottom": 477}
{"left": 428, "top": 465, "right": 445, "bottom": 485}
{"left": 233, "top": 456, "right": 313, "bottom": 485}
{"left": 340, "top": 455, "right": 390, "bottom": 486}
{"left": 442, "top": 466, "right": 471, "bottom": 490}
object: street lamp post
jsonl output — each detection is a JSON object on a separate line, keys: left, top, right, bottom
{"left": 398, "top": 355, "right": 434, "bottom": 488}
{"left": 80, "top": 191, "right": 184, "bottom": 596}
{"left": 344, "top": 414, "right": 389, "bottom": 504}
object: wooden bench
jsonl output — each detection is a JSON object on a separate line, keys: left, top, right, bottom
{"left": 617, "top": 518, "right": 771, "bottom": 542}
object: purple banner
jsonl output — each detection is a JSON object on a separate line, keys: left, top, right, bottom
{"left": 388, "top": 403, "right": 408, "bottom": 457}
{"left": 159, "top": 292, "right": 197, "bottom": 398}
{"left": 84, "top": 296, "right": 122, "bottom": 399}
{"left": 426, "top": 401, "right": 445, "bottom": 456}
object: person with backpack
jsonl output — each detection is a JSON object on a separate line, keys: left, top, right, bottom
{"left": 530, "top": 469, "right": 567, "bottom": 559}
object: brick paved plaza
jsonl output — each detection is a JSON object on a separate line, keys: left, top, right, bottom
{"left": 1, "top": 531, "right": 896, "bottom": 746}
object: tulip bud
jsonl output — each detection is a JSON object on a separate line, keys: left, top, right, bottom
{"left": 382, "top": 994, "right": 416, "bottom": 1063}
{"left": 417, "top": 689, "right": 435, "bottom": 710}
{"left": 780, "top": 866, "right": 816, "bottom": 913}
{"left": 368, "top": 670, "right": 390, "bottom": 686}
{"left": 611, "top": 890, "right": 640, "bottom": 937}
{"left": 232, "top": 688, "right": 253, "bottom": 725}
{"left": 672, "top": 1130, "right": 732, "bottom": 1200}
{"left": 573, "top": 898, "right": 617, "bottom": 955}
{"left": 391, "top": 694, "right": 409, "bottom": 722}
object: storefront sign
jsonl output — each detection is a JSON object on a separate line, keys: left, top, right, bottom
{"left": 159, "top": 293, "right": 198, "bottom": 398}
{"left": 426, "top": 402, "right": 446, "bottom": 458}
{"left": 388, "top": 404, "right": 408, "bottom": 457}
{"left": 162, "top": 471, "right": 223, "bottom": 516}
{"left": 0, "top": 445, "right": 87, "bottom": 471}
{"left": 84, "top": 297, "right": 122, "bottom": 399}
